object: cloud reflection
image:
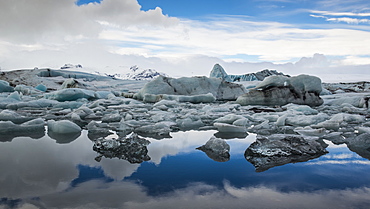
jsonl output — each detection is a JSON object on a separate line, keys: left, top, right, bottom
{"left": 14, "top": 180, "right": 369, "bottom": 209}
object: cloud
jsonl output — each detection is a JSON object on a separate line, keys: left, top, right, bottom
{"left": 311, "top": 10, "right": 370, "bottom": 17}
{"left": 0, "top": 0, "right": 178, "bottom": 43}
{"left": 0, "top": 1, "right": 370, "bottom": 82}
{"left": 310, "top": 14, "right": 370, "bottom": 24}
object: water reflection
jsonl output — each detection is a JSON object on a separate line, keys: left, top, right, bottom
{"left": 1, "top": 130, "right": 370, "bottom": 208}
{"left": 48, "top": 131, "right": 81, "bottom": 144}
{"left": 0, "top": 129, "right": 45, "bottom": 142}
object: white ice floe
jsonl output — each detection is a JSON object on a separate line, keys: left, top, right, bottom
{"left": 45, "top": 88, "right": 96, "bottom": 101}
{"left": 214, "top": 122, "right": 247, "bottom": 133}
{"left": 47, "top": 120, "right": 82, "bottom": 134}
{"left": 0, "top": 118, "right": 45, "bottom": 133}
{"left": 35, "top": 84, "right": 47, "bottom": 92}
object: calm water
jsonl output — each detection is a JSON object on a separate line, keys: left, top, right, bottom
{"left": 1, "top": 130, "right": 370, "bottom": 209}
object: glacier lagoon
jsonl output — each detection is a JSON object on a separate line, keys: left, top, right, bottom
{"left": 1, "top": 68, "right": 370, "bottom": 208}
{"left": 1, "top": 130, "right": 370, "bottom": 209}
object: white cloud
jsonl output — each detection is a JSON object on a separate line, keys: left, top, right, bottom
{"left": 310, "top": 14, "right": 370, "bottom": 24}
{"left": 0, "top": 1, "right": 370, "bottom": 82}
{"left": 0, "top": 0, "right": 178, "bottom": 43}
{"left": 311, "top": 10, "right": 370, "bottom": 17}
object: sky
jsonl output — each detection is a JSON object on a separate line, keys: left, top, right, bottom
{"left": 0, "top": 0, "right": 370, "bottom": 82}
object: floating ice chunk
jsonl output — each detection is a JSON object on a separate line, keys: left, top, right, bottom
{"left": 0, "top": 110, "right": 34, "bottom": 124}
{"left": 214, "top": 122, "right": 247, "bottom": 133}
{"left": 312, "top": 120, "right": 340, "bottom": 131}
{"left": 6, "top": 99, "right": 60, "bottom": 110}
{"left": 142, "top": 93, "right": 216, "bottom": 103}
{"left": 276, "top": 114, "right": 288, "bottom": 126}
{"left": 95, "top": 91, "right": 113, "bottom": 99}
{"left": 14, "top": 84, "right": 40, "bottom": 95}
{"left": 255, "top": 75, "right": 290, "bottom": 90}
{"left": 102, "top": 113, "right": 122, "bottom": 123}
{"left": 324, "top": 95, "right": 367, "bottom": 107}
{"left": 252, "top": 113, "right": 279, "bottom": 122}
{"left": 35, "top": 84, "right": 47, "bottom": 92}
{"left": 233, "top": 118, "right": 249, "bottom": 126}
{"left": 72, "top": 106, "right": 94, "bottom": 119}
{"left": 150, "top": 110, "right": 176, "bottom": 122}
{"left": 134, "top": 76, "right": 246, "bottom": 101}
{"left": 196, "top": 136, "right": 230, "bottom": 162}
{"left": 0, "top": 80, "right": 14, "bottom": 92}
{"left": 165, "top": 93, "right": 216, "bottom": 103}
{"left": 70, "top": 113, "right": 82, "bottom": 121}
{"left": 0, "top": 118, "right": 45, "bottom": 134}
{"left": 47, "top": 120, "right": 81, "bottom": 134}
{"left": 285, "top": 113, "right": 329, "bottom": 127}
{"left": 93, "top": 133, "right": 151, "bottom": 163}
{"left": 87, "top": 121, "right": 112, "bottom": 140}
{"left": 153, "top": 99, "right": 179, "bottom": 108}
{"left": 245, "top": 134, "right": 328, "bottom": 172}
{"left": 283, "top": 103, "right": 319, "bottom": 115}
{"left": 45, "top": 88, "right": 96, "bottom": 101}
{"left": 294, "top": 127, "right": 328, "bottom": 137}
{"left": 176, "top": 117, "right": 204, "bottom": 130}
{"left": 7, "top": 92, "right": 22, "bottom": 101}
{"left": 214, "top": 114, "right": 245, "bottom": 124}
{"left": 237, "top": 74, "right": 323, "bottom": 106}
{"left": 289, "top": 74, "right": 322, "bottom": 94}
{"left": 341, "top": 113, "right": 365, "bottom": 123}
{"left": 135, "top": 121, "right": 176, "bottom": 136}
{"left": 61, "top": 78, "right": 79, "bottom": 89}
{"left": 357, "top": 127, "right": 370, "bottom": 134}
{"left": 202, "top": 105, "right": 230, "bottom": 113}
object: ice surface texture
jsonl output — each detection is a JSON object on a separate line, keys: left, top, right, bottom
{"left": 134, "top": 76, "right": 246, "bottom": 102}
{"left": 197, "top": 136, "right": 230, "bottom": 162}
{"left": 245, "top": 134, "right": 328, "bottom": 172}
{"left": 236, "top": 75, "right": 323, "bottom": 106}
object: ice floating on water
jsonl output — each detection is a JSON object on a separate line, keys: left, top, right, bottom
{"left": 0, "top": 118, "right": 45, "bottom": 141}
{"left": 245, "top": 134, "right": 328, "bottom": 172}
{"left": 0, "top": 80, "right": 14, "bottom": 93}
{"left": 134, "top": 76, "right": 246, "bottom": 102}
{"left": 47, "top": 120, "right": 81, "bottom": 134}
{"left": 237, "top": 74, "right": 323, "bottom": 106}
{"left": 197, "top": 136, "right": 230, "bottom": 162}
{"left": 45, "top": 88, "right": 96, "bottom": 102}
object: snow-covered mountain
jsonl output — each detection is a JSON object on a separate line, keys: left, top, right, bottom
{"left": 99, "top": 65, "right": 168, "bottom": 81}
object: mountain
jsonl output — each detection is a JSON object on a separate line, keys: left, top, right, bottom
{"left": 210, "top": 64, "right": 288, "bottom": 82}
{"left": 103, "top": 65, "right": 168, "bottom": 81}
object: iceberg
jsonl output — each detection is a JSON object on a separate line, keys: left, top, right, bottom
{"left": 134, "top": 76, "right": 246, "bottom": 102}
{"left": 0, "top": 80, "right": 14, "bottom": 92}
{"left": 245, "top": 134, "right": 328, "bottom": 172}
{"left": 196, "top": 136, "right": 230, "bottom": 162}
{"left": 0, "top": 118, "right": 45, "bottom": 141}
{"left": 93, "top": 133, "right": 151, "bottom": 163}
{"left": 236, "top": 74, "right": 324, "bottom": 107}
{"left": 45, "top": 88, "right": 96, "bottom": 101}
{"left": 47, "top": 120, "right": 82, "bottom": 134}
